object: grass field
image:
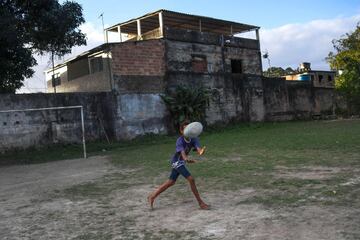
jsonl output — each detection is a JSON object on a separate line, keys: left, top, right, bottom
{"left": 109, "top": 119, "right": 360, "bottom": 207}
{"left": 1, "top": 119, "right": 360, "bottom": 239}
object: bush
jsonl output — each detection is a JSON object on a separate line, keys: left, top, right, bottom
{"left": 160, "top": 85, "right": 210, "bottom": 129}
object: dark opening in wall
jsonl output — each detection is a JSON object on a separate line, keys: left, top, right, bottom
{"left": 192, "top": 55, "right": 207, "bottom": 73}
{"left": 319, "top": 74, "right": 323, "bottom": 83}
{"left": 231, "top": 59, "right": 242, "bottom": 73}
{"left": 311, "top": 75, "right": 314, "bottom": 81}
{"left": 328, "top": 75, "right": 332, "bottom": 81}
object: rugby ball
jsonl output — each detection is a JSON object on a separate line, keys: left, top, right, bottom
{"left": 184, "top": 122, "right": 203, "bottom": 138}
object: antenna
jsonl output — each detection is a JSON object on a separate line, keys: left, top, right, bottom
{"left": 262, "top": 50, "right": 272, "bottom": 69}
{"left": 98, "top": 13, "right": 106, "bottom": 43}
{"left": 262, "top": 50, "right": 272, "bottom": 77}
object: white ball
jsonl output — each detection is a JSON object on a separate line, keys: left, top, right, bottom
{"left": 184, "top": 122, "right": 203, "bottom": 138}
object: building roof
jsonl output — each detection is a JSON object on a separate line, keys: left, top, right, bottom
{"left": 106, "top": 9, "right": 259, "bottom": 35}
{"left": 45, "top": 43, "right": 113, "bottom": 73}
{"left": 284, "top": 70, "right": 336, "bottom": 76}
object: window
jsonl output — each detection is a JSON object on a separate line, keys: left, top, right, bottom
{"left": 192, "top": 55, "right": 207, "bottom": 73}
{"left": 231, "top": 59, "right": 242, "bottom": 73}
{"left": 328, "top": 75, "right": 332, "bottom": 81}
{"left": 90, "top": 57, "right": 103, "bottom": 74}
{"left": 318, "top": 74, "right": 323, "bottom": 83}
{"left": 52, "top": 73, "right": 61, "bottom": 87}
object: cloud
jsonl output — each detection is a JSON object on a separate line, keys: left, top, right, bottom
{"left": 260, "top": 15, "right": 360, "bottom": 70}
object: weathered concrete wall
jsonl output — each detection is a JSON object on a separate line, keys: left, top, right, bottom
{"left": 164, "top": 35, "right": 264, "bottom": 124}
{"left": 0, "top": 93, "right": 115, "bottom": 152}
{"left": 165, "top": 72, "right": 265, "bottom": 124}
{"left": 262, "top": 78, "right": 292, "bottom": 121}
{"left": 165, "top": 39, "right": 261, "bottom": 75}
{"left": 313, "top": 88, "right": 335, "bottom": 115}
{"left": 263, "top": 78, "right": 335, "bottom": 121}
{"left": 111, "top": 94, "right": 167, "bottom": 140}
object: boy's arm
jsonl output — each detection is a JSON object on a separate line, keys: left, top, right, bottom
{"left": 193, "top": 138, "right": 206, "bottom": 156}
{"left": 196, "top": 146, "right": 206, "bottom": 156}
{"left": 181, "top": 151, "right": 197, "bottom": 163}
{"left": 181, "top": 150, "right": 188, "bottom": 161}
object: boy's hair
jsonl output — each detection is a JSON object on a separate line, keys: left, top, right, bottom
{"left": 179, "top": 120, "right": 190, "bottom": 133}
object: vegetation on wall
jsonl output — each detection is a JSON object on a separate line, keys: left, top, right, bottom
{"left": 327, "top": 23, "right": 360, "bottom": 114}
{"left": 160, "top": 85, "right": 210, "bottom": 129}
{"left": 263, "top": 67, "right": 295, "bottom": 78}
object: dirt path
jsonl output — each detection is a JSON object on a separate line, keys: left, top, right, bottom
{"left": 0, "top": 157, "right": 359, "bottom": 239}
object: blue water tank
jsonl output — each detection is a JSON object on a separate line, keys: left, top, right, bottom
{"left": 298, "top": 74, "right": 310, "bottom": 81}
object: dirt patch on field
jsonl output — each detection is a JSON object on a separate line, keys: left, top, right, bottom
{"left": 274, "top": 166, "right": 342, "bottom": 180}
{"left": 0, "top": 158, "right": 359, "bottom": 239}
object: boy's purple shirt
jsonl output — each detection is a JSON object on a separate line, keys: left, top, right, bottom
{"left": 171, "top": 136, "right": 200, "bottom": 169}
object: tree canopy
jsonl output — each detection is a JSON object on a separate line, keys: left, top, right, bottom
{"left": 327, "top": 23, "right": 360, "bottom": 113}
{"left": 263, "top": 67, "right": 295, "bottom": 78}
{"left": 0, "top": 0, "right": 86, "bottom": 93}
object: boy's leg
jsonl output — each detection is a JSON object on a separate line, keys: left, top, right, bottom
{"left": 177, "top": 165, "right": 210, "bottom": 210}
{"left": 148, "top": 169, "right": 178, "bottom": 209}
{"left": 186, "top": 176, "right": 210, "bottom": 210}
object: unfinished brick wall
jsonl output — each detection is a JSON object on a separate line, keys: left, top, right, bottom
{"left": 109, "top": 40, "right": 168, "bottom": 139}
{"left": 110, "top": 40, "right": 166, "bottom": 76}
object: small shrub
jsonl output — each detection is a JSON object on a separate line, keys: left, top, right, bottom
{"left": 160, "top": 85, "right": 210, "bottom": 129}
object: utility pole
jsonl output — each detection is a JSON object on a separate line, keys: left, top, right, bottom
{"left": 51, "top": 51, "right": 56, "bottom": 93}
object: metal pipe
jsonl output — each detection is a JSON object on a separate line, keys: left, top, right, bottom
{"left": 0, "top": 106, "right": 83, "bottom": 113}
{"left": 80, "top": 106, "right": 87, "bottom": 159}
{"left": 159, "top": 12, "right": 163, "bottom": 37}
{"left": 117, "top": 26, "right": 122, "bottom": 42}
{"left": 137, "top": 19, "right": 142, "bottom": 39}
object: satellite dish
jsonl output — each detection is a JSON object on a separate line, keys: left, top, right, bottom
{"left": 262, "top": 50, "right": 269, "bottom": 59}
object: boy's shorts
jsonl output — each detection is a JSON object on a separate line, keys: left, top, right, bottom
{"left": 169, "top": 165, "right": 191, "bottom": 181}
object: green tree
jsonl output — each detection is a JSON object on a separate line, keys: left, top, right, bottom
{"left": 27, "top": 0, "right": 86, "bottom": 92}
{"left": 0, "top": 0, "right": 86, "bottom": 93}
{"left": 160, "top": 85, "right": 210, "bottom": 130}
{"left": 263, "top": 67, "right": 295, "bottom": 77}
{"left": 0, "top": 1, "right": 36, "bottom": 93}
{"left": 327, "top": 24, "right": 360, "bottom": 113}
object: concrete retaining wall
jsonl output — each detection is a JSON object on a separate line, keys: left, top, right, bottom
{"left": 0, "top": 93, "right": 115, "bottom": 152}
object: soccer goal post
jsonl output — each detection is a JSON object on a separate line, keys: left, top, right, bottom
{"left": 0, "top": 105, "right": 87, "bottom": 159}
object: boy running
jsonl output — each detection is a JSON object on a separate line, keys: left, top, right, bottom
{"left": 148, "top": 121, "right": 210, "bottom": 210}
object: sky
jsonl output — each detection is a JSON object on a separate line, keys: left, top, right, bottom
{"left": 20, "top": 0, "right": 360, "bottom": 93}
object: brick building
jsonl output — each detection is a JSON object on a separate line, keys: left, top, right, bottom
{"left": 46, "top": 9, "right": 262, "bottom": 94}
